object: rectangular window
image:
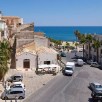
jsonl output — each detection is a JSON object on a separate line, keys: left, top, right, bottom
{"left": 44, "top": 61, "right": 50, "bottom": 65}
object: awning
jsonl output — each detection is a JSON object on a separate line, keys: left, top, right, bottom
{"left": 38, "top": 64, "right": 59, "bottom": 69}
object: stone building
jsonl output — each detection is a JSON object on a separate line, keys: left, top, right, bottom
{"left": 1, "top": 16, "right": 23, "bottom": 28}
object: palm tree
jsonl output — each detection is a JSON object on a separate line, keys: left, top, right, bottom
{"left": 0, "top": 39, "right": 11, "bottom": 80}
{"left": 66, "top": 42, "right": 70, "bottom": 51}
{"left": 92, "top": 40, "right": 101, "bottom": 62}
{"left": 74, "top": 30, "right": 80, "bottom": 41}
{"left": 75, "top": 42, "right": 79, "bottom": 49}
{"left": 86, "top": 34, "right": 93, "bottom": 59}
{"left": 79, "top": 34, "right": 86, "bottom": 58}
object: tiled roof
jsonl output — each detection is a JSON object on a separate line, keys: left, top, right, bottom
{"left": 16, "top": 42, "right": 36, "bottom": 56}
{"left": 16, "top": 42, "right": 58, "bottom": 56}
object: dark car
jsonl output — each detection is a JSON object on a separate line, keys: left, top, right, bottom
{"left": 87, "top": 60, "right": 93, "bottom": 65}
{"left": 90, "top": 62, "right": 101, "bottom": 68}
{"left": 60, "top": 52, "right": 66, "bottom": 57}
{"left": 91, "top": 90, "right": 102, "bottom": 102}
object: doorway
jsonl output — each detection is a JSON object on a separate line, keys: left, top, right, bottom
{"left": 23, "top": 59, "right": 30, "bottom": 68}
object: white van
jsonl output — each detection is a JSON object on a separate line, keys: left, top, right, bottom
{"left": 64, "top": 62, "right": 75, "bottom": 75}
{"left": 77, "top": 59, "right": 84, "bottom": 66}
{"left": 1, "top": 88, "right": 25, "bottom": 100}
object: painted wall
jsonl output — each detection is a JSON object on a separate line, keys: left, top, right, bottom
{"left": 16, "top": 52, "right": 36, "bottom": 70}
{"left": 38, "top": 52, "right": 58, "bottom": 65}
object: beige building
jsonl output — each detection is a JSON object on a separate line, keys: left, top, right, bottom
{"left": 1, "top": 16, "right": 23, "bottom": 28}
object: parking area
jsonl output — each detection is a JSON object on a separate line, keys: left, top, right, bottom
{"left": 0, "top": 69, "right": 59, "bottom": 102}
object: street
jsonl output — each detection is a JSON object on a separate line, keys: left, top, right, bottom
{"left": 23, "top": 51, "right": 102, "bottom": 102}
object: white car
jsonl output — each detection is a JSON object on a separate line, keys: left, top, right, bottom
{"left": 64, "top": 66, "right": 74, "bottom": 76}
{"left": 6, "top": 82, "right": 26, "bottom": 91}
{"left": 76, "top": 59, "right": 84, "bottom": 66}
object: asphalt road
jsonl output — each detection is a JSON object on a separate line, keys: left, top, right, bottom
{"left": 61, "top": 51, "right": 83, "bottom": 63}
{"left": 24, "top": 51, "right": 90, "bottom": 102}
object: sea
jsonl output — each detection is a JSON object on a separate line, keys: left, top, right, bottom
{"left": 34, "top": 26, "right": 102, "bottom": 41}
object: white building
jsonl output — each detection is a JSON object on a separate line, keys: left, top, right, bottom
{"left": 0, "top": 11, "right": 8, "bottom": 40}
{"left": 16, "top": 42, "right": 59, "bottom": 71}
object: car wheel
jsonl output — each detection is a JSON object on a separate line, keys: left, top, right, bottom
{"left": 19, "top": 96, "right": 24, "bottom": 99}
{"left": 19, "top": 79, "right": 22, "bottom": 81}
{"left": 4, "top": 96, "right": 8, "bottom": 100}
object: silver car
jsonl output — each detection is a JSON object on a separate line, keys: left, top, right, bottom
{"left": 90, "top": 62, "right": 101, "bottom": 68}
{"left": 7, "top": 74, "right": 23, "bottom": 82}
{"left": 89, "top": 82, "right": 102, "bottom": 92}
{"left": 1, "top": 88, "right": 25, "bottom": 100}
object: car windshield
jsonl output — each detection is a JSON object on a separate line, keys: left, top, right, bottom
{"left": 61, "top": 52, "right": 65, "bottom": 55}
{"left": 10, "top": 84, "right": 22, "bottom": 88}
{"left": 95, "top": 85, "right": 102, "bottom": 88}
{"left": 65, "top": 67, "right": 73, "bottom": 70}
{"left": 96, "top": 93, "right": 102, "bottom": 96}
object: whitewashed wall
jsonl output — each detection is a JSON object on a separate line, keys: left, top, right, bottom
{"left": 38, "top": 52, "right": 57, "bottom": 65}
{"left": 16, "top": 52, "right": 36, "bottom": 71}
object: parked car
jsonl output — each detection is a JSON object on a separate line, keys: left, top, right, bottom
{"left": 7, "top": 74, "right": 23, "bottom": 83}
{"left": 71, "top": 49, "right": 77, "bottom": 53}
{"left": 60, "top": 52, "right": 66, "bottom": 57}
{"left": 90, "top": 62, "right": 101, "bottom": 68}
{"left": 1, "top": 88, "right": 25, "bottom": 100}
{"left": 76, "top": 59, "right": 84, "bottom": 66}
{"left": 87, "top": 60, "right": 93, "bottom": 65}
{"left": 79, "top": 49, "right": 83, "bottom": 52}
{"left": 6, "top": 82, "right": 26, "bottom": 91}
{"left": 89, "top": 82, "right": 102, "bottom": 92}
{"left": 91, "top": 89, "right": 102, "bottom": 102}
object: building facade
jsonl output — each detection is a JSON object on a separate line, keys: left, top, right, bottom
{"left": 84, "top": 34, "right": 102, "bottom": 64}
{"left": 16, "top": 42, "right": 58, "bottom": 71}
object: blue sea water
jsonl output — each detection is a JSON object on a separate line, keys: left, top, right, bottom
{"left": 34, "top": 26, "right": 102, "bottom": 41}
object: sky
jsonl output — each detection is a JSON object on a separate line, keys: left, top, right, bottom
{"left": 0, "top": 0, "right": 102, "bottom": 26}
